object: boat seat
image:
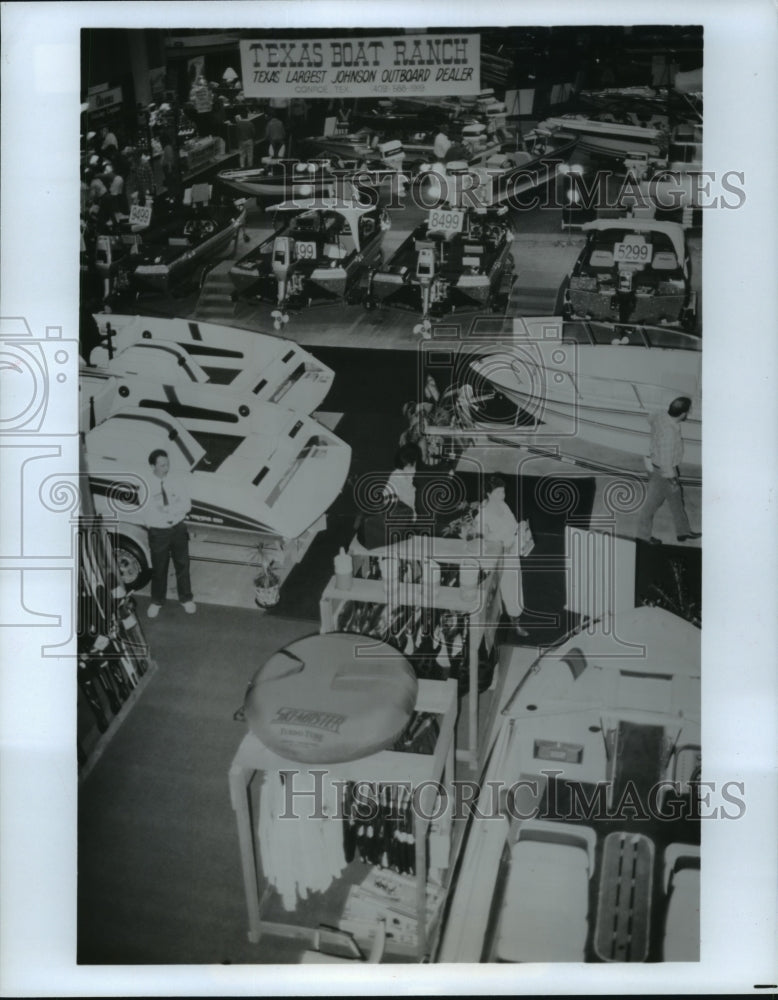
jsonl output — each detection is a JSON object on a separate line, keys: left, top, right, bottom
{"left": 323, "top": 243, "right": 347, "bottom": 260}
{"left": 379, "top": 140, "right": 405, "bottom": 161}
{"left": 589, "top": 249, "right": 614, "bottom": 268}
{"left": 662, "top": 843, "right": 700, "bottom": 961}
{"left": 494, "top": 820, "right": 596, "bottom": 962}
{"left": 652, "top": 251, "right": 679, "bottom": 270}
{"left": 191, "top": 183, "right": 211, "bottom": 206}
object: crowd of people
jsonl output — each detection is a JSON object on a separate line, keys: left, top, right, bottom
{"left": 81, "top": 127, "right": 157, "bottom": 224}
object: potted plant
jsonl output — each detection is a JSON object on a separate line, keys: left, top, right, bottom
{"left": 440, "top": 500, "right": 480, "bottom": 542}
{"left": 253, "top": 558, "right": 282, "bottom": 609}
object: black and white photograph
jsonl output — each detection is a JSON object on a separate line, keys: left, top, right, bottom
{"left": 1, "top": 2, "right": 777, "bottom": 996}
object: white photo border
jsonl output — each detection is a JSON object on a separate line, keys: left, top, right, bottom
{"left": 1, "top": 0, "right": 777, "bottom": 995}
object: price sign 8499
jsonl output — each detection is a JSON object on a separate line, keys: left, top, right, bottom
{"left": 427, "top": 209, "right": 464, "bottom": 236}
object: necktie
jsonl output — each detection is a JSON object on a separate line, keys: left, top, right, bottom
{"left": 161, "top": 483, "right": 169, "bottom": 506}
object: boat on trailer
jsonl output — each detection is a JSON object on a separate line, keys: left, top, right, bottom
{"left": 561, "top": 218, "right": 697, "bottom": 330}
{"left": 118, "top": 186, "right": 247, "bottom": 297}
{"left": 229, "top": 198, "right": 389, "bottom": 327}
{"left": 87, "top": 314, "right": 335, "bottom": 415}
{"left": 434, "top": 605, "right": 701, "bottom": 963}
{"left": 365, "top": 199, "right": 515, "bottom": 337}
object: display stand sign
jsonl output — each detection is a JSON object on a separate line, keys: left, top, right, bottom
{"left": 240, "top": 34, "right": 480, "bottom": 99}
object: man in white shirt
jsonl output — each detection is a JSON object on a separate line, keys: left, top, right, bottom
{"left": 433, "top": 124, "right": 452, "bottom": 163}
{"left": 144, "top": 449, "right": 197, "bottom": 618}
{"left": 101, "top": 161, "right": 128, "bottom": 215}
{"left": 383, "top": 443, "right": 421, "bottom": 520}
{"left": 100, "top": 126, "right": 118, "bottom": 154}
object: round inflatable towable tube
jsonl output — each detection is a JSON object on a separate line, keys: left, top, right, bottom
{"left": 243, "top": 633, "right": 418, "bottom": 764}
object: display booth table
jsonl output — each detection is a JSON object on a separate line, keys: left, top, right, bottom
{"left": 229, "top": 637, "right": 458, "bottom": 960}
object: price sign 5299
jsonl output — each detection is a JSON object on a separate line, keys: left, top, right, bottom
{"left": 613, "top": 237, "right": 652, "bottom": 264}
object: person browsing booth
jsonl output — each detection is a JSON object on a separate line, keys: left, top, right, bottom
{"left": 144, "top": 449, "right": 196, "bottom": 618}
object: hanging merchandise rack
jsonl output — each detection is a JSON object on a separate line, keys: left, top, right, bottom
{"left": 319, "top": 534, "right": 503, "bottom": 768}
{"left": 77, "top": 517, "right": 157, "bottom": 776}
{"left": 229, "top": 666, "right": 458, "bottom": 961}
{"left": 77, "top": 456, "right": 156, "bottom": 776}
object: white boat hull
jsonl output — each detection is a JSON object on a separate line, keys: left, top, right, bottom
{"left": 89, "top": 314, "right": 334, "bottom": 415}
{"left": 84, "top": 405, "right": 351, "bottom": 541}
{"left": 469, "top": 320, "right": 701, "bottom": 471}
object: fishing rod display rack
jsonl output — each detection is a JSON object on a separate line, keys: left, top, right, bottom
{"left": 319, "top": 536, "right": 503, "bottom": 768}
{"left": 228, "top": 677, "right": 458, "bottom": 961}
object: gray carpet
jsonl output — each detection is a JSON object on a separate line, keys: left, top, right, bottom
{"left": 78, "top": 600, "right": 319, "bottom": 965}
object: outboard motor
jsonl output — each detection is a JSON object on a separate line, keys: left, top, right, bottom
{"left": 413, "top": 247, "right": 436, "bottom": 338}
{"left": 379, "top": 139, "right": 407, "bottom": 196}
{"left": 271, "top": 236, "right": 294, "bottom": 330}
{"left": 271, "top": 236, "right": 294, "bottom": 305}
{"left": 615, "top": 265, "right": 637, "bottom": 324}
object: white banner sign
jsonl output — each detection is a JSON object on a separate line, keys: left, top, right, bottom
{"left": 240, "top": 34, "right": 480, "bottom": 99}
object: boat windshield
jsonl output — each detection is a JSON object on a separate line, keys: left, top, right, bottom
{"left": 293, "top": 211, "right": 323, "bottom": 233}
{"left": 562, "top": 321, "right": 701, "bottom": 351}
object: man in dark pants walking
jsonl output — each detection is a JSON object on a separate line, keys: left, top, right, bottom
{"left": 144, "top": 449, "right": 196, "bottom": 618}
{"left": 636, "top": 396, "right": 702, "bottom": 545}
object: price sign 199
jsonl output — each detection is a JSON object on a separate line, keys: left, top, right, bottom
{"left": 294, "top": 241, "right": 317, "bottom": 260}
